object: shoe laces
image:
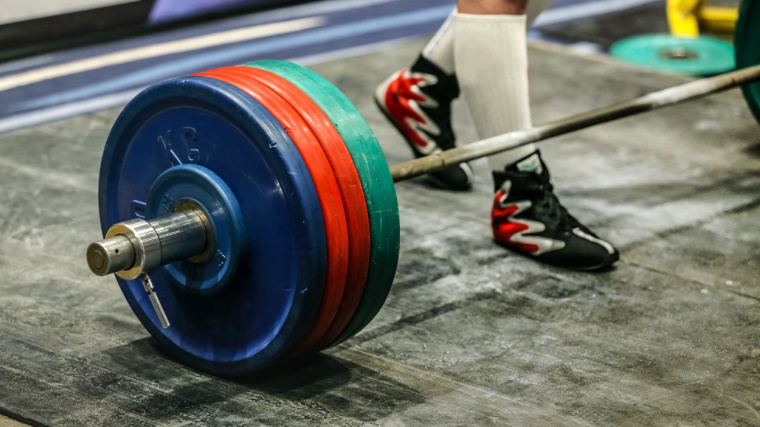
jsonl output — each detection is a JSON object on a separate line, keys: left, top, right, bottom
{"left": 523, "top": 173, "right": 583, "bottom": 232}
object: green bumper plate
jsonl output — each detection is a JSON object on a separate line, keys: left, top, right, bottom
{"left": 736, "top": 0, "right": 760, "bottom": 125}
{"left": 244, "top": 60, "right": 400, "bottom": 345}
{"left": 611, "top": 34, "right": 735, "bottom": 76}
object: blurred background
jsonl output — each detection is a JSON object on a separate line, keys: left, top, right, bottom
{"left": 0, "top": 0, "right": 739, "bottom": 132}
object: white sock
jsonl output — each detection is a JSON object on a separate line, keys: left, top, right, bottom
{"left": 421, "top": 1, "right": 552, "bottom": 75}
{"left": 421, "top": 9, "right": 456, "bottom": 74}
{"left": 454, "top": 12, "right": 536, "bottom": 170}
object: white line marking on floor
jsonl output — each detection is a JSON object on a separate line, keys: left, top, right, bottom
{"left": 0, "top": 16, "right": 325, "bottom": 92}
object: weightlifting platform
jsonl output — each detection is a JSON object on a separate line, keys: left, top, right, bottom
{"left": 1, "top": 39, "right": 759, "bottom": 425}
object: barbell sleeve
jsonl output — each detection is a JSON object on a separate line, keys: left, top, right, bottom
{"left": 86, "top": 207, "right": 209, "bottom": 280}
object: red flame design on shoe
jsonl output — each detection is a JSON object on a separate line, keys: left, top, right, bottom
{"left": 491, "top": 189, "right": 539, "bottom": 254}
{"left": 378, "top": 69, "right": 441, "bottom": 154}
{"left": 491, "top": 184, "right": 566, "bottom": 256}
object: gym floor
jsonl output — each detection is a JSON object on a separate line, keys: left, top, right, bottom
{"left": 0, "top": 0, "right": 759, "bottom": 426}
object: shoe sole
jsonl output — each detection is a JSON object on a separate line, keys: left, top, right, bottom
{"left": 495, "top": 239, "right": 620, "bottom": 272}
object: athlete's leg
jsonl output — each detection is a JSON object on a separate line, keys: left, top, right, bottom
{"left": 374, "top": 10, "right": 472, "bottom": 190}
{"left": 455, "top": 0, "right": 619, "bottom": 271}
{"left": 376, "top": 0, "right": 617, "bottom": 269}
{"left": 456, "top": 0, "right": 536, "bottom": 168}
{"left": 458, "top": 0, "right": 528, "bottom": 15}
{"left": 373, "top": 0, "right": 553, "bottom": 191}
{"left": 421, "top": 0, "right": 549, "bottom": 73}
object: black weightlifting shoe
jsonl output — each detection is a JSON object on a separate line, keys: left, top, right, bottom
{"left": 375, "top": 54, "right": 473, "bottom": 191}
{"left": 491, "top": 151, "right": 619, "bottom": 271}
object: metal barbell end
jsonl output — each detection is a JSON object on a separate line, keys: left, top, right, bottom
{"left": 86, "top": 206, "right": 210, "bottom": 280}
{"left": 86, "top": 234, "right": 135, "bottom": 276}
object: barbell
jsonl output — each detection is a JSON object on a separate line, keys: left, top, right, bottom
{"left": 85, "top": 1, "right": 760, "bottom": 376}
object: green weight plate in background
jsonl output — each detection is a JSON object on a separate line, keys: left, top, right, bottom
{"left": 611, "top": 34, "right": 735, "bottom": 76}
{"left": 245, "top": 60, "right": 400, "bottom": 346}
{"left": 735, "top": 0, "right": 760, "bottom": 125}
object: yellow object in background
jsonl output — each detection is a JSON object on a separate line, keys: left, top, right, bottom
{"left": 667, "top": 0, "right": 738, "bottom": 37}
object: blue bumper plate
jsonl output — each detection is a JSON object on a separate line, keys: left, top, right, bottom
{"left": 98, "top": 76, "right": 326, "bottom": 376}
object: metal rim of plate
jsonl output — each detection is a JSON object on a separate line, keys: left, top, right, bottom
{"left": 735, "top": 0, "right": 760, "bottom": 125}
{"left": 610, "top": 33, "right": 736, "bottom": 76}
{"left": 98, "top": 75, "right": 326, "bottom": 376}
{"left": 244, "top": 60, "right": 400, "bottom": 346}
{"left": 196, "top": 66, "right": 351, "bottom": 357}
{"left": 230, "top": 65, "right": 374, "bottom": 353}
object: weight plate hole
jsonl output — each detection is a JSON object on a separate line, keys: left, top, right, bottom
{"left": 658, "top": 48, "right": 699, "bottom": 60}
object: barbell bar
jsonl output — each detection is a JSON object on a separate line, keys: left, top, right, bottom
{"left": 390, "top": 63, "right": 760, "bottom": 181}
